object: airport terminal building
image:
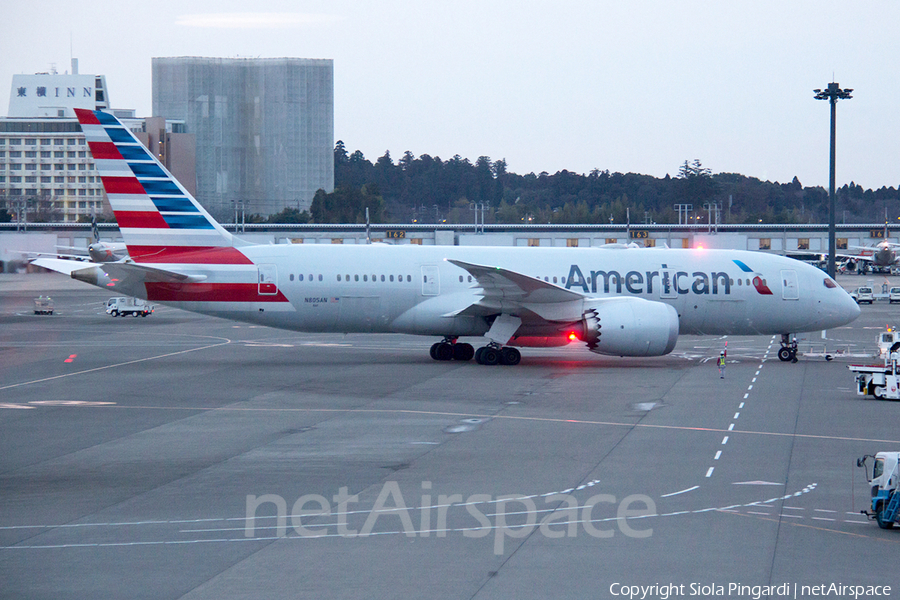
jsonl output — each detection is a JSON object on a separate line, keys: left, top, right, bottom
{"left": 151, "top": 57, "right": 335, "bottom": 220}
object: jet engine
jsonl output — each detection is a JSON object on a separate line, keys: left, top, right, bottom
{"left": 581, "top": 297, "right": 679, "bottom": 356}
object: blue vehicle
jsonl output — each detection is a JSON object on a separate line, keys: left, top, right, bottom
{"left": 858, "top": 452, "right": 900, "bottom": 529}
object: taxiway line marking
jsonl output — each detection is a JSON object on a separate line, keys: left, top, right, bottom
{"left": 0, "top": 484, "right": 824, "bottom": 549}
{"left": 660, "top": 485, "right": 699, "bottom": 498}
{"left": 15, "top": 403, "right": 900, "bottom": 445}
{"left": 0, "top": 340, "right": 232, "bottom": 391}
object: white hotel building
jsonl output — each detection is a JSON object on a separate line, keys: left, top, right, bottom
{"left": 0, "top": 61, "right": 193, "bottom": 223}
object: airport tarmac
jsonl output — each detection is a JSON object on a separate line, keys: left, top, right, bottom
{"left": 1, "top": 272, "right": 898, "bottom": 599}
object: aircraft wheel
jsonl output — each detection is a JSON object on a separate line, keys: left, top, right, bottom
{"left": 453, "top": 343, "right": 475, "bottom": 361}
{"left": 474, "top": 347, "right": 484, "bottom": 363}
{"left": 437, "top": 343, "right": 455, "bottom": 361}
{"left": 478, "top": 346, "right": 500, "bottom": 366}
{"left": 778, "top": 348, "right": 793, "bottom": 362}
{"left": 430, "top": 343, "right": 440, "bottom": 360}
{"left": 874, "top": 386, "right": 886, "bottom": 400}
{"left": 500, "top": 347, "right": 521, "bottom": 366}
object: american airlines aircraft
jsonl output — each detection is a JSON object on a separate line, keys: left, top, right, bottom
{"left": 32, "top": 109, "right": 860, "bottom": 366}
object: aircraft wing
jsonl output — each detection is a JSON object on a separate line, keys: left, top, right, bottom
{"left": 445, "top": 259, "right": 587, "bottom": 323}
{"left": 785, "top": 250, "right": 873, "bottom": 262}
{"left": 17, "top": 250, "right": 93, "bottom": 262}
{"left": 446, "top": 259, "right": 583, "bottom": 304}
{"left": 56, "top": 245, "right": 90, "bottom": 255}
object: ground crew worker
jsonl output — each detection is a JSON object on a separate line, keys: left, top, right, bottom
{"left": 717, "top": 352, "right": 726, "bottom": 378}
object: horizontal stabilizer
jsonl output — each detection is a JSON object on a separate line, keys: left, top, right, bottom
{"left": 32, "top": 257, "right": 207, "bottom": 288}
{"left": 107, "top": 262, "right": 208, "bottom": 284}
{"left": 31, "top": 257, "right": 103, "bottom": 275}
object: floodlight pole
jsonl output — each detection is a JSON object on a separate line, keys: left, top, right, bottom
{"left": 814, "top": 82, "right": 852, "bottom": 278}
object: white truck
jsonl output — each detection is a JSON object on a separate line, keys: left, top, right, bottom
{"left": 857, "top": 452, "right": 900, "bottom": 529}
{"left": 33, "top": 296, "right": 54, "bottom": 315}
{"left": 850, "top": 286, "right": 875, "bottom": 304}
{"left": 106, "top": 297, "right": 154, "bottom": 317}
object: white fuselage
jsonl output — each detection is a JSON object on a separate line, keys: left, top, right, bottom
{"left": 105, "top": 244, "right": 859, "bottom": 340}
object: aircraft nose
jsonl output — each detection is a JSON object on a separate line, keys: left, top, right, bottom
{"left": 831, "top": 287, "right": 861, "bottom": 327}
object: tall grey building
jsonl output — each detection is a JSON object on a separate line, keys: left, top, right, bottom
{"left": 152, "top": 57, "right": 334, "bottom": 219}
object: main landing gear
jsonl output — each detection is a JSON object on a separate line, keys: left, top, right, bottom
{"left": 474, "top": 343, "right": 521, "bottom": 366}
{"left": 778, "top": 334, "right": 799, "bottom": 363}
{"left": 429, "top": 339, "right": 521, "bottom": 365}
{"left": 430, "top": 338, "right": 475, "bottom": 362}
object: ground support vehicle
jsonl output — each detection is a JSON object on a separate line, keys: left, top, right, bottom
{"left": 33, "top": 296, "right": 53, "bottom": 315}
{"left": 849, "top": 347, "right": 900, "bottom": 400}
{"left": 850, "top": 286, "right": 875, "bottom": 304}
{"left": 889, "top": 287, "right": 900, "bottom": 303}
{"left": 106, "top": 297, "right": 154, "bottom": 317}
{"left": 857, "top": 452, "right": 900, "bottom": 529}
{"left": 876, "top": 329, "right": 900, "bottom": 359}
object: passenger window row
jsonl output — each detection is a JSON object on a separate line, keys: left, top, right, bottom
{"left": 288, "top": 274, "right": 324, "bottom": 282}
{"left": 288, "top": 273, "right": 415, "bottom": 283}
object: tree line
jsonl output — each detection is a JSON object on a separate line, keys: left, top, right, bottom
{"left": 300, "top": 143, "right": 900, "bottom": 225}
{"left": 3, "top": 146, "right": 895, "bottom": 226}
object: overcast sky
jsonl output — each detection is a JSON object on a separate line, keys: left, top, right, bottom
{"left": 3, "top": 1, "right": 897, "bottom": 190}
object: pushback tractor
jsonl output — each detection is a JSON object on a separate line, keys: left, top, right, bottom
{"left": 857, "top": 452, "right": 900, "bottom": 529}
{"left": 848, "top": 342, "right": 900, "bottom": 400}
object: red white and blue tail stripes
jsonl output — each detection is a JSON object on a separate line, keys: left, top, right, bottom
{"left": 74, "top": 108, "right": 248, "bottom": 264}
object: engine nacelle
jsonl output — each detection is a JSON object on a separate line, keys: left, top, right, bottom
{"left": 582, "top": 297, "right": 679, "bottom": 356}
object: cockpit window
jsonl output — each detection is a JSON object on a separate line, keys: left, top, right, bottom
{"left": 823, "top": 278, "right": 837, "bottom": 289}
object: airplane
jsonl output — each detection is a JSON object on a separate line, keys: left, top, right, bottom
{"left": 31, "top": 108, "right": 861, "bottom": 366}
{"left": 798, "top": 225, "right": 900, "bottom": 274}
{"left": 54, "top": 216, "right": 129, "bottom": 263}
{"left": 848, "top": 231, "right": 900, "bottom": 273}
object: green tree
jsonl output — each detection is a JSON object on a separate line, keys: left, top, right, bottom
{"left": 267, "top": 207, "right": 311, "bottom": 224}
{"left": 310, "top": 186, "right": 384, "bottom": 224}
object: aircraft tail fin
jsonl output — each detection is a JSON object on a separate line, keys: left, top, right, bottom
{"left": 74, "top": 109, "right": 248, "bottom": 265}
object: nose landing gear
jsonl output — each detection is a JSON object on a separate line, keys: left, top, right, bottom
{"left": 778, "top": 334, "right": 799, "bottom": 363}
